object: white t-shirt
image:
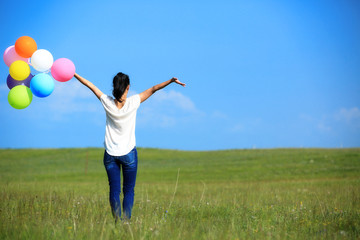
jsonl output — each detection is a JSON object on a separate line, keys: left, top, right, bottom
{"left": 100, "top": 94, "right": 141, "bottom": 156}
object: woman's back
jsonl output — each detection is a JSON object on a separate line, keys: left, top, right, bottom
{"left": 100, "top": 94, "right": 141, "bottom": 156}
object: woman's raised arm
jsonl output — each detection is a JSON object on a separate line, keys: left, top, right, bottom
{"left": 139, "top": 77, "right": 185, "bottom": 103}
{"left": 74, "top": 73, "right": 103, "bottom": 100}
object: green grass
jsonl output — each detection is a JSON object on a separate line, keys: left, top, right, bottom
{"left": 0, "top": 148, "right": 359, "bottom": 239}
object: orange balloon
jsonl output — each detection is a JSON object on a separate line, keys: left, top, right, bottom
{"left": 15, "top": 36, "right": 37, "bottom": 58}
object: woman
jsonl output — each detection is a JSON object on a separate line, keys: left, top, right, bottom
{"left": 74, "top": 72, "right": 185, "bottom": 222}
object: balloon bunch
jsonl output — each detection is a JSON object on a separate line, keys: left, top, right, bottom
{"left": 3, "top": 36, "right": 75, "bottom": 109}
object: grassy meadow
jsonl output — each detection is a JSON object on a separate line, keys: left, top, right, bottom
{"left": 0, "top": 148, "right": 359, "bottom": 239}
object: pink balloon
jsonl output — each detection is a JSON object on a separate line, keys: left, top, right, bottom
{"left": 51, "top": 58, "right": 76, "bottom": 82}
{"left": 3, "top": 45, "right": 29, "bottom": 67}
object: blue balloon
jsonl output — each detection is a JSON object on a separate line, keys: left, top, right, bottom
{"left": 30, "top": 73, "right": 55, "bottom": 98}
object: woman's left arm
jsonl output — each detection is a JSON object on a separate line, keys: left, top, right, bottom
{"left": 74, "top": 73, "right": 103, "bottom": 100}
{"left": 139, "top": 77, "right": 185, "bottom": 103}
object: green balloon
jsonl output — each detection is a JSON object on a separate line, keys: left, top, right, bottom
{"left": 8, "top": 85, "right": 33, "bottom": 109}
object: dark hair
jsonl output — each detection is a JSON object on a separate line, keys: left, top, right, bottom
{"left": 112, "top": 72, "right": 130, "bottom": 102}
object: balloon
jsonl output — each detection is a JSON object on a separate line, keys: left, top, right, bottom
{"left": 30, "top": 73, "right": 55, "bottom": 98}
{"left": 7, "top": 74, "right": 33, "bottom": 89}
{"left": 51, "top": 58, "right": 75, "bottom": 82}
{"left": 9, "top": 60, "right": 30, "bottom": 80}
{"left": 8, "top": 85, "right": 33, "bottom": 109}
{"left": 15, "top": 36, "right": 37, "bottom": 58}
{"left": 31, "top": 49, "right": 54, "bottom": 72}
{"left": 3, "top": 45, "right": 29, "bottom": 67}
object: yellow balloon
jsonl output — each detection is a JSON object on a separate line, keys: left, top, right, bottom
{"left": 9, "top": 60, "right": 30, "bottom": 81}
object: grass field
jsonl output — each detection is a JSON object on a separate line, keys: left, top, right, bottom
{"left": 0, "top": 148, "right": 359, "bottom": 239}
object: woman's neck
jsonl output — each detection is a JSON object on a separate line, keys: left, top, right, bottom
{"left": 114, "top": 89, "right": 129, "bottom": 109}
{"left": 114, "top": 98, "right": 125, "bottom": 109}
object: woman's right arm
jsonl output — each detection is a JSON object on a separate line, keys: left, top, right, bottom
{"left": 74, "top": 73, "right": 103, "bottom": 100}
{"left": 139, "top": 77, "right": 185, "bottom": 103}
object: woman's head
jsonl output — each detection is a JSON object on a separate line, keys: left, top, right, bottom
{"left": 113, "top": 72, "right": 130, "bottom": 102}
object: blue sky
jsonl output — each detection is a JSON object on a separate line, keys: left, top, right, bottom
{"left": 0, "top": 0, "right": 359, "bottom": 150}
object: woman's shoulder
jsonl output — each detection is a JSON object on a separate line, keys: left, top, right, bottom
{"left": 101, "top": 94, "right": 113, "bottom": 101}
{"left": 127, "top": 94, "right": 140, "bottom": 102}
{"left": 127, "top": 94, "right": 141, "bottom": 108}
{"left": 127, "top": 94, "right": 139, "bottom": 100}
{"left": 100, "top": 94, "right": 115, "bottom": 106}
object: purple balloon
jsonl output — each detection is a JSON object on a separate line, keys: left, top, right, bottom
{"left": 7, "top": 74, "right": 33, "bottom": 89}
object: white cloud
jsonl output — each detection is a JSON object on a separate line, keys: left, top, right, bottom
{"left": 0, "top": 84, "right": 8, "bottom": 92}
{"left": 299, "top": 113, "right": 314, "bottom": 122}
{"left": 128, "top": 90, "right": 138, "bottom": 97}
{"left": 152, "top": 90, "right": 198, "bottom": 113}
{"left": 211, "top": 110, "right": 228, "bottom": 119}
{"left": 317, "top": 122, "right": 331, "bottom": 132}
{"left": 47, "top": 80, "right": 98, "bottom": 113}
{"left": 231, "top": 123, "right": 244, "bottom": 132}
{"left": 299, "top": 107, "right": 360, "bottom": 132}
{"left": 299, "top": 113, "right": 332, "bottom": 132}
{"left": 229, "top": 118, "right": 263, "bottom": 133}
{"left": 335, "top": 107, "right": 360, "bottom": 123}
{"left": 137, "top": 90, "right": 202, "bottom": 128}
{"left": 28, "top": 80, "right": 103, "bottom": 121}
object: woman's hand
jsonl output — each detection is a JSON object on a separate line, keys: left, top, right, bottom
{"left": 171, "top": 77, "right": 186, "bottom": 87}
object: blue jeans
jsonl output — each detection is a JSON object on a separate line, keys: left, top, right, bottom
{"left": 103, "top": 147, "right": 138, "bottom": 220}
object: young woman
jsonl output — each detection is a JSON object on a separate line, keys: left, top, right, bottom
{"left": 74, "top": 72, "right": 185, "bottom": 222}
